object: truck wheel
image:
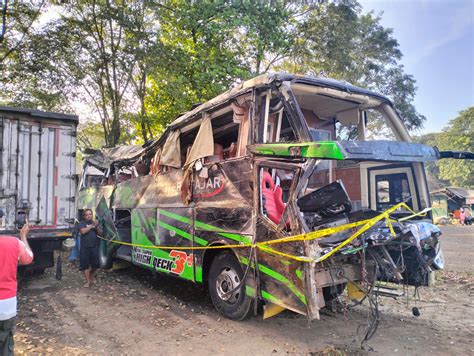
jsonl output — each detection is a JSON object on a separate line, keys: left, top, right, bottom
{"left": 208, "top": 252, "right": 252, "bottom": 321}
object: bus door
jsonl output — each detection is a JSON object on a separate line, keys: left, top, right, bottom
{"left": 255, "top": 163, "right": 308, "bottom": 317}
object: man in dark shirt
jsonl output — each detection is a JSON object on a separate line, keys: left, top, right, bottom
{"left": 78, "top": 209, "right": 101, "bottom": 288}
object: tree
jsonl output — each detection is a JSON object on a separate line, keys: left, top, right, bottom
{"left": 76, "top": 121, "right": 106, "bottom": 163}
{"left": 2, "top": 0, "right": 428, "bottom": 148}
{"left": 50, "top": 1, "right": 139, "bottom": 147}
{"left": 435, "top": 108, "right": 474, "bottom": 187}
{"left": 3, "top": 1, "right": 161, "bottom": 147}
{"left": 233, "top": 1, "right": 295, "bottom": 75}
{"left": 118, "top": 1, "right": 165, "bottom": 143}
{"left": 414, "top": 132, "right": 446, "bottom": 189}
{"left": 0, "top": 0, "right": 45, "bottom": 64}
{"left": 277, "top": 0, "right": 425, "bottom": 131}
{"left": 145, "top": 0, "right": 251, "bottom": 129}
{"left": 415, "top": 108, "right": 474, "bottom": 187}
{"left": 145, "top": 0, "right": 298, "bottom": 130}
{"left": 0, "top": 1, "right": 65, "bottom": 110}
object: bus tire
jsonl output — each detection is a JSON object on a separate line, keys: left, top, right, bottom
{"left": 208, "top": 252, "right": 252, "bottom": 321}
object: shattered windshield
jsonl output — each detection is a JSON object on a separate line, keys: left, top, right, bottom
{"left": 290, "top": 83, "right": 398, "bottom": 142}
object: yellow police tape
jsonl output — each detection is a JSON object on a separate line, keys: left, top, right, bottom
{"left": 97, "top": 202, "right": 429, "bottom": 264}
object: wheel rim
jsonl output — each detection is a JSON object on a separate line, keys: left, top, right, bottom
{"left": 215, "top": 267, "right": 241, "bottom": 304}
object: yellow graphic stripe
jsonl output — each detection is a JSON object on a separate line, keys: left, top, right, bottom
{"left": 98, "top": 203, "right": 429, "bottom": 264}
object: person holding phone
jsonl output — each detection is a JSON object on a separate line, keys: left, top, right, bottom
{"left": 78, "top": 209, "right": 102, "bottom": 288}
{"left": 0, "top": 210, "right": 33, "bottom": 356}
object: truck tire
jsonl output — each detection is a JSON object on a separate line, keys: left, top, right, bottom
{"left": 208, "top": 252, "right": 252, "bottom": 321}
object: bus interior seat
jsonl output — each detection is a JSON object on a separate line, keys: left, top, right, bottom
{"left": 262, "top": 171, "right": 285, "bottom": 224}
{"left": 226, "top": 142, "right": 237, "bottom": 159}
{"left": 205, "top": 144, "right": 224, "bottom": 163}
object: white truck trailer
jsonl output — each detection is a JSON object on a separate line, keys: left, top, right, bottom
{"left": 0, "top": 106, "right": 77, "bottom": 273}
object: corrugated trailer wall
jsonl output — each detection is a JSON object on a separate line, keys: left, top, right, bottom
{"left": 0, "top": 110, "right": 77, "bottom": 231}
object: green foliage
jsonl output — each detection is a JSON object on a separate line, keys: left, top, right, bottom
{"left": 233, "top": 1, "right": 294, "bottom": 74}
{"left": 278, "top": 0, "right": 425, "bottom": 130}
{"left": 435, "top": 108, "right": 474, "bottom": 187}
{"left": 76, "top": 121, "right": 106, "bottom": 164}
{"left": 3, "top": 1, "right": 158, "bottom": 147}
{"left": 414, "top": 132, "right": 445, "bottom": 188}
{"left": 0, "top": 0, "right": 45, "bottom": 63}
{"left": 0, "top": 1, "right": 66, "bottom": 110}
{"left": 1, "top": 0, "right": 427, "bottom": 147}
{"left": 49, "top": 0, "right": 148, "bottom": 147}
{"left": 146, "top": 0, "right": 249, "bottom": 129}
{"left": 415, "top": 107, "right": 473, "bottom": 187}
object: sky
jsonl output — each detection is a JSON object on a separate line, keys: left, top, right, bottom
{"left": 359, "top": 0, "right": 474, "bottom": 135}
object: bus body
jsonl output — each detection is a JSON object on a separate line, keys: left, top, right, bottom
{"left": 78, "top": 73, "right": 448, "bottom": 321}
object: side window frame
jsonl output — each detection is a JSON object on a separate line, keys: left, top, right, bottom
{"left": 368, "top": 165, "right": 420, "bottom": 211}
{"left": 255, "top": 87, "right": 301, "bottom": 145}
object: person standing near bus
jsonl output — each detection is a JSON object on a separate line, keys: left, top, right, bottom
{"left": 0, "top": 211, "right": 34, "bottom": 356}
{"left": 78, "top": 209, "right": 102, "bottom": 288}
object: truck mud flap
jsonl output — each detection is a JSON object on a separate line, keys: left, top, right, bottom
{"left": 55, "top": 254, "right": 62, "bottom": 280}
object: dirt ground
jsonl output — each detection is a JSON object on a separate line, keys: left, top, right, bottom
{"left": 14, "top": 225, "right": 474, "bottom": 355}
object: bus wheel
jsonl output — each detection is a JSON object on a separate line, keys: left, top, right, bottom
{"left": 208, "top": 252, "right": 252, "bottom": 321}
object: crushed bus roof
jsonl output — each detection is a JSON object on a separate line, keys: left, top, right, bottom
{"left": 167, "top": 72, "right": 392, "bottom": 133}
{"left": 85, "top": 145, "right": 145, "bottom": 170}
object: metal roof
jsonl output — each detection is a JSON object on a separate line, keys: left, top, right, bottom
{"left": 85, "top": 145, "right": 145, "bottom": 169}
{"left": 446, "top": 187, "right": 474, "bottom": 199}
{"left": 431, "top": 187, "right": 474, "bottom": 199}
{"left": 0, "top": 106, "right": 79, "bottom": 123}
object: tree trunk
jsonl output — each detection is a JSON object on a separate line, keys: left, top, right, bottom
{"left": 139, "top": 70, "right": 148, "bottom": 142}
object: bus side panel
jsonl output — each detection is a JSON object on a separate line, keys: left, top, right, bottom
{"left": 138, "top": 169, "right": 183, "bottom": 207}
{"left": 77, "top": 186, "right": 114, "bottom": 211}
{"left": 193, "top": 160, "right": 254, "bottom": 284}
{"left": 255, "top": 219, "right": 308, "bottom": 316}
{"left": 131, "top": 207, "right": 195, "bottom": 281}
{"left": 219, "top": 158, "right": 254, "bottom": 206}
{"left": 112, "top": 175, "right": 154, "bottom": 209}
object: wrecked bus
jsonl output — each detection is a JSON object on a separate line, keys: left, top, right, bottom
{"left": 78, "top": 73, "right": 451, "bottom": 323}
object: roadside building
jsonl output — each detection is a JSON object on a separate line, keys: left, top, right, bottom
{"left": 430, "top": 187, "right": 474, "bottom": 224}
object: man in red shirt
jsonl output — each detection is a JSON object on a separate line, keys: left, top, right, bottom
{"left": 0, "top": 211, "right": 33, "bottom": 356}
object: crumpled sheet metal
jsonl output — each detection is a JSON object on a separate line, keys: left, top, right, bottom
{"left": 86, "top": 145, "right": 145, "bottom": 169}
{"left": 160, "top": 130, "right": 181, "bottom": 168}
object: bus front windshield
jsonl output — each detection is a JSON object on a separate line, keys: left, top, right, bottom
{"left": 290, "top": 83, "right": 400, "bottom": 142}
